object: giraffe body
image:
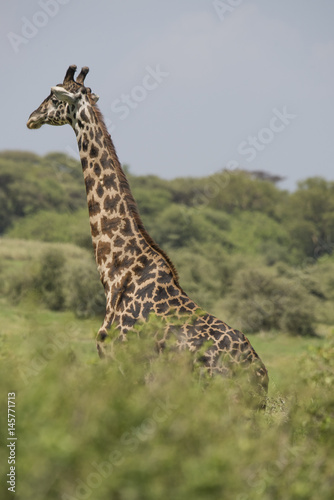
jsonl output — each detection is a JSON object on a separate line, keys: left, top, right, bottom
{"left": 27, "top": 66, "right": 268, "bottom": 396}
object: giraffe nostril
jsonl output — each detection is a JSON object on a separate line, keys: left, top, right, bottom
{"left": 27, "top": 119, "right": 35, "bottom": 129}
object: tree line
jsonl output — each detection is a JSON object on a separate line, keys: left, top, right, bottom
{"left": 1, "top": 150, "right": 334, "bottom": 335}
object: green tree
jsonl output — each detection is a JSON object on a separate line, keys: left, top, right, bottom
{"left": 0, "top": 151, "right": 86, "bottom": 234}
{"left": 282, "top": 177, "right": 334, "bottom": 261}
{"left": 7, "top": 209, "right": 91, "bottom": 248}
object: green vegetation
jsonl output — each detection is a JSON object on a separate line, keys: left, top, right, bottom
{"left": 1, "top": 150, "right": 334, "bottom": 498}
{"left": 2, "top": 150, "right": 334, "bottom": 333}
{"left": 0, "top": 239, "right": 105, "bottom": 318}
{"left": 0, "top": 301, "right": 333, "bottom": 499}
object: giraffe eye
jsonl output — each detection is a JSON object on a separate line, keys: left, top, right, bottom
{"left": 51, "top": 96, "right": 59, "bottom": 105}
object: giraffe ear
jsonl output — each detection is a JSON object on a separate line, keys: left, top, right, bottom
{"left": 51, "top": 86, "right": 77, "bottom": 104}
{"left": 90, "top": 93, "right": 99, "bottom": 103}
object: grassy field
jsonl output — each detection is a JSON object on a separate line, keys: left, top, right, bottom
{"left": 1, "top": 298, "right": 333, "bottom": 500}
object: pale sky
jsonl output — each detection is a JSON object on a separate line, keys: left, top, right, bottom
{"left": 1, "top": 0, "right": 334, "bottom": 189}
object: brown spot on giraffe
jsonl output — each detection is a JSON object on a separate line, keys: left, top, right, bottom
{"left": 85, "top": 175, "right": 95, "bottom": 194}
{"left": 96, "top": 241, "right": 111, "bottom": 266}
{"left": 27, "top": 64, "right": 269, "bottom": 402}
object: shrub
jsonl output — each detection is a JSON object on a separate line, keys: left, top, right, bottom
{"left": 66, "top": 261, "right": 105, "bottom": 318}
{"left": 170, "top": 248, "right": 222, "bottom": 310}
{"left": 2, "top": 309, "right": 334, "bottom": 500}
{"left": 6, "top": 209, "right": 91, "bottom": 248}
{"left": 34, "top": 249, "right": 66, "bottom": 311}
{"left": 0, "top": 241, "right": 104, "bottom": 318}
{"left": 228, "top": 267, "right": 317, "bottom": 335}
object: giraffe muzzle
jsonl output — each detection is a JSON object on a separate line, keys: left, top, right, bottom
{"left": 27, "top": 117, "right": 43, "bottom": 129}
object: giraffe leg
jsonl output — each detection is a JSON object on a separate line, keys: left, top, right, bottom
{"left": 96, "top": 311, "right": 115, "bottom": 358}
{"left": 248, "top": 362, "right": 269, "bottom": 409}
{"left": 96, "top": 328, "right": 108, "bottom": 358}
{"left": 258, "top": 367, "right": 269, "bottom": 407}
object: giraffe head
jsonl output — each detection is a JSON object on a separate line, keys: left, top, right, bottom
{"left": 27, "top": 65, "right": 99, "bottom": 130}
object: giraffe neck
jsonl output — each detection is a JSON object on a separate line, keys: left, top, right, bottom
{"left": 72, "top": 100, "right": 179, "bottom": 292}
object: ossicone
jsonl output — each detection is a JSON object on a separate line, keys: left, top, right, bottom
{"left": 76, "top": 67, "right": 89, "bottom": 85}
{"left": 63, "top": 65, "right": 90, "bottom": 86}
{"left": 63, "top": 65, "right": 77, "bottom": 83}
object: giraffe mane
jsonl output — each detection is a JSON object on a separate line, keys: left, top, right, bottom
{"left": 88, "top": 96, "right": 180, "bottom": 286}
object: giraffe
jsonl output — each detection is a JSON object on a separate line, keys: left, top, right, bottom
{"left": 27, "top": 65, "right": 268, "bottom": 399}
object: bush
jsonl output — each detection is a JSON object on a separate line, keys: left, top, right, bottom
{"left": 169, "top": 244, "right": 243, "bottom": 310}
{"left": 0, "top": 241, "right": 105, "bottom": 318}
{"left": 1, "top": 309, "right": 334, "bottom": 500}
{"left": 228, "top": 267, "right": 317, "bottom": 335}
{"left": 170, "top": 248, "right": 223, "bottom": 310}
{"left": 34, "top": 249, "right": 66, "bottom": 311}
{"left": 33, "top": 248, "right": 106, "bottom": 317}
{"left": 6, "top": 209, "right": 92, "bottom": 249}
{"left": 66, "top": 261, "right": 105, "bottom": 318}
